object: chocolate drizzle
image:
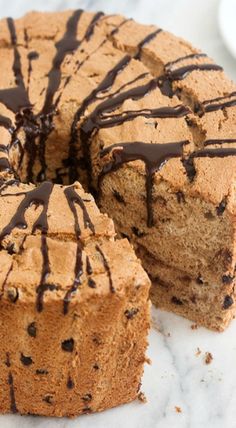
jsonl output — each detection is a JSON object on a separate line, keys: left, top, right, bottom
{"left": 95, "top": 245, "right": 115, "bottom": 293}
{"left": 63, "top": 186, "right": 95, "bottom": 314}
{"left": 134, "top": 29, "right": 162, "bottom": 59}
{"left": 99, "top": 141, "right": 186, "bottom": 227}
{"left": 27, "top": 51, "right": 39, "bottom": 88}
{"left": 0, "top": 18, "right": 30, "bottom": 113}
{"left": 158, "top": 63, "right": 223, "bottom": 97}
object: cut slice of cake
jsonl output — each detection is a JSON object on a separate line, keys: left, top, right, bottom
{"left": 0, "top": 181, "right": 150, "bottom": 417}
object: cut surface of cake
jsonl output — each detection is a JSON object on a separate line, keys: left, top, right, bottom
{"left": 0, "top": 181, "right": 150, "bottom": 417}
{"left": 0, "top": 6, "right": 236, "bottom": 417}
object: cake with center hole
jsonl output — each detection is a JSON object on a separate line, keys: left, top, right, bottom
{"left": 0, "top": 6, "right": 236, "bottom": 417}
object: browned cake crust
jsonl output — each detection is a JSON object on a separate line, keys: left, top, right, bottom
{"left": 0, "top": 6, "right": 236, "bottom": 416}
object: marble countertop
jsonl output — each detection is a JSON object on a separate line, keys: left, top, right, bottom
{"left": 0, "top": 0, "right": 236, "bottom": 427}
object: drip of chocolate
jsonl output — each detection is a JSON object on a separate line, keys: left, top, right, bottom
{"left": 86, "top": 256, "right": 93, "bottom": 275}
{"left": 0, "top": 115, "right": 12, "bottom": 130}
{"left": 158, "top": 63, "right": 223, "bottom": 97}
{"left": 190, "top": 147, "right": 236, "bottom": 159}
{"left": 0, "top": 181, "right": 53, "bottom": 240}
{"left": 165, "top": 53, "right": 207, "bottom": 69}
{"left": 68, "top": 54, "right": 133, "bottom": 182}
{"left": 0, "top": 18, "right": 31, "bottom": 113}
{"left": 37, "top": 11, "right": 105, "bottom": 182}
{"left": 204, "top": 97, "right": 236, "bottom": 113}
{"left": 95, "top": 245, "right": 115, "bottom": 293}
{"left": 87, "top": 105, "right": 189, "bottom": 131}
{"left": 41, "top": 10, "right": 83, "bottom": 115}
{"left": 202, "top": 91, "right": 236, "bottom": 106}
{"left": 63, "top": 243, "right": 83, "bottom": 315}
{"left": 204, "top": 139, "right": 236, "bottom": 146}
{"left": 99, "top": 141, "right": 186, "bottom": 227}
{"left": 27, "top": 51, "right": 39, "bottom": 88}
{"left": 134, "top": 29, "right": 162, "bottom": 59}
{"left": 0, "top": 181, "right": 54, "bottom": 311}
{"left": 63, "top": 186, "right": 95, "bottom": 314}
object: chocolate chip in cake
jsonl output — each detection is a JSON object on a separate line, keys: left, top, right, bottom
{"left": 67, "top": 376, "right": 74, "bottom": 389}
{"left": 124, "top": 308, "right": 139, "bottom": 320}
{"left": 112, "top": 189, "right": 126, "bottom": 204}
{"left": 196, "top": 275, "right": 204, "bottom": 285}
{"left": 204, "top": 211, "right": 215, "bottom": 220}
{"left": 93, "top": 363, "right": 99, "bottom": 370}
{"left": 223, "top": 295, "right": 234, "bottom": 309}
{"left": 132, "top": 227, "right": 145, "bottom": 238}
{"left": 216, "top": 198, "right": 227, "bottom": 216}
{"left": 92, "top": 334, "right": 102, "bottom": 345}
{"left": 43, "top": 394, "right": 53, "bottom": 405}
{"left": 88, "top": 278, "right": 96, "bottom": 288}
{"left": 36, "top": 369, "right": 48, "bottom": 375}
{"left": 82, "top": 393, "right": 92, "bottom": 402}
{"left": 5, "top": 352, "right": 10, "bottom": 367}
{"left": 176, "top": 191, "right": 185, "bottom": 204}
{"left": 222, "top": 274, "right": 234, "bottom": 284}
{"left": 171, "top": 296, "right": 183, "bottom": 305}
{"left": 20, "top": 353, "right": 33, "bottom": 366}
{"left": 27, "top": 322, "right": 37, "bottom": 338}
{"left": 7, "top": 287, "right": 19, "bottom": 303}
{"left": 61, "top": 338, "right": 74, "bottom": 352}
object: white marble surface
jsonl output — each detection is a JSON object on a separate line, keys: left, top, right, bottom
{"left": 0, "top": 0, "right": 236, "bottom": 427}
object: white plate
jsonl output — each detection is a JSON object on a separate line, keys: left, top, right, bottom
{"left": 219, "top": 0, "right": 236, "bottom": 59}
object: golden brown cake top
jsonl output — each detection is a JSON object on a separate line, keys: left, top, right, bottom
{"left": 0, "top": 8, "right": 235, "bottom": 303}
{"left": 0, "top": 9, "right": 234, "bottom": 217}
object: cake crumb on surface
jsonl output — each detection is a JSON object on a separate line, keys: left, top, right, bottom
{"left": 204, "top": 352, "right": 213, "bottom": 365}
{"left": 195, "top": 347, "right": 202, "bottom": 356}
{"left": 138, "top": 392, "right": 147, "bottom": 403}
{"left": 191, "top": 324, "right": 198, "bottom": 330}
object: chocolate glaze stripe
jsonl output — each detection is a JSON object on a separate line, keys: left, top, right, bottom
{"left": 0, "top": 115, "right": 12, "bottom": 131}
{"left": 134, "top": 29, "right": 162, "bottom": 59}
{"left": 99, "top": 141, "right": 186, "bottom": 227}
{"left": 68, "top": 26, "right": 166, "bottom": 182}
{"left": 99, "top": 141, "right": 236, "bottom": 227}
{"left": 190, "top": 147, "right": 236, "bottom": 159}
{"left": 64, "top": 186, "right": 95, "bottom": 235}
{"left": 204, "top": 97, "right": 236, "bottom": 113}
{"left": 97, "top": 72, "right": 149, "bottom": 100}
{"left": 95, "top": 245, "right": 115, "bottom": 293}
{"left": 36, "top": 10, "right": 84, "bottom": 181}
{"left": 84, "top": 11, "right": 104, "bottom": 41}
{"left": 0, "top": 181, "right": 54, "bottom": 310}
{"left": 63, "top": 243, "right": 83, "bottom": 315}
{"left": 158, "top": 63, "right": 223, "bottom": 97}
{"left": 81, "top": 78, "right": 158, "bottom": 136}
{"left": 0, "top": 18, "right": 31, "bottom": 113}
{"left": 27, "top": 51, "right": 39, "bottom": 90}
{"left": 204, "top": 139, "right": 236, "bottom": 146}
{"left": 41, "top": 9, "right": 83, "bottom": 115}
{"left": 165, "top": 53, "right": 207, "bottom": 69}
{"left": 37, "top": 11, "right": 105, "bottom": 182}
{"left": 91, "top": 105, "right": 189, "bottom": 130}
{"left": 68, "top": 54, "right": 133, "bottom": 182}
{"left": 63, "top": 186, "right": 95, "bottom": 314}
{"left": 202, "top": 91, "right": 236, "bottom": 105}
{"left": 86, "top": 255, "right": 93, "bottom": 275}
